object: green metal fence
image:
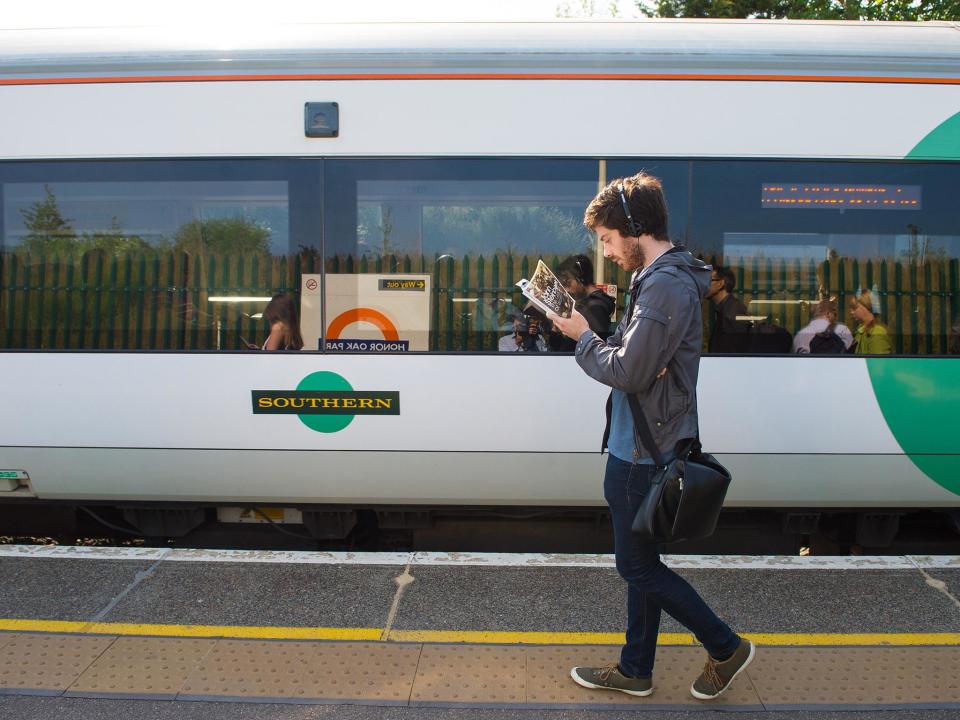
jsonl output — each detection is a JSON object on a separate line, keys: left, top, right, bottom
{"left": 2, "top": 250, "right": 958, "bottom": 354}
{"left": 0, "top": 250, "right": 316, "bottom": 351}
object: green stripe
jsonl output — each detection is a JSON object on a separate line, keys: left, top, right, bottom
{"left": 866, "top": 358, "right": 960, "bottom": 496}
{"left": 907, "top": 110, "right": 960, "bottom": 160}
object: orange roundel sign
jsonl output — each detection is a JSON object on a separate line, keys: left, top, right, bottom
{"left": 326, "top": 308, "right": 400, "bottom": 341}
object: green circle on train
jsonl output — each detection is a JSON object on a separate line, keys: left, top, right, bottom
{"left": 866, "top": 359, "right": 960, "bottom": 496}
{"left": 295, "top": 371, "right": 355, "bottom": 433}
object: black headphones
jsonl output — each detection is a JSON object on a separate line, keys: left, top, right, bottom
{"left": 617, "top": 182, "right": 645, "bottom": 238}
{"left": 572, "top": 256, "right": 587, "bottom": 285}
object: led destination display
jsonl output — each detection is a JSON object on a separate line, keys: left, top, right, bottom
{"left": 762, "top": 183, "right": 921, "bottom": 210}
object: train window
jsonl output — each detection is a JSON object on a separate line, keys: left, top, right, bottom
{"left": 0, "top": 160, "right": 320, "bottom": 351}
{"left": 321, "top": 159, "right": 598, "bottom": 353}
{"left": 689, "top": 160, "right": 960, "bottom": 356}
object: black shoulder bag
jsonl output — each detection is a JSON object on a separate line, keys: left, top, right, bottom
{"left": 626, "top": 396, "right": 732, "bottom": 543}
{"left": 618, "top": 257, "right": 732, "bottom": 542}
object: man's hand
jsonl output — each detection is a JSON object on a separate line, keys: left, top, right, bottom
{"left": 548, "top": 308, "right": 590, "bottom": 341}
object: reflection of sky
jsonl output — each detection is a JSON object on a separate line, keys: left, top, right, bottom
{"left": 724, "top": 232, "right": 960, "bottom": 262}
{"left": 356, "top": 179, "right": 595, "bottom": 257}
{"left": 3, "top": 181, "right": 290, "bottom": 253}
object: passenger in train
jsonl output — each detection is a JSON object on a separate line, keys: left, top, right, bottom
{"left": 549, "top": 253, "right": 615, "bottom": 351}
{"left": 949, "top": 317, "right": 960, "bottom": 355}
{"left": 497, "top": 311, "right": 547, "bottom": 352}
{"left": 550, "top": 172, "right": 754, "bottom": 701}
{"left": 705, "top": 266, "right": 750, "bottom": 353}
{"left": 849, "top": 291, "right": 892, "bottom": 355}
{"left": 252, "top": 293, "right": 304, "bottom": 351}
{"left": 793, "top": 299, "right": 854, "bottom": 354}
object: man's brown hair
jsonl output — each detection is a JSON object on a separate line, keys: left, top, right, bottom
{"left": 583, "top": 172, "right": 669, "bottom": 241}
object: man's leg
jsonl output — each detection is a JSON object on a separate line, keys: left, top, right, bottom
{"left": 570, "top": 454, "right": 655, "bottom": 697}
{"left": 605, "top": 456, "right": 662, "bottom": 679}
{"left": 609, "top": 459, "right": 754, "bottom": 700}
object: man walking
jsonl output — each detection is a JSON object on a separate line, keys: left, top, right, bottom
{"left": 550, "top": 173, "right": 754, "bottom": 701}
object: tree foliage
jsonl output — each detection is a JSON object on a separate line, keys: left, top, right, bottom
{"left": 173, "top": 217, "right": 271, "bottom": 255}
{"left": 19, "top": 185, "right": 150, "bottom": 257}
{"left": 18, "top": 186, "right": 271, "bottom": 258}
{"left": 645, "top": 0, "right": 960, "bottom": 20}
{"left": 19, "top": 185, "right": 77, "bottom": 255}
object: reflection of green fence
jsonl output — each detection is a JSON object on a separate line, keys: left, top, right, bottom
{"left": 0, "top": 251, "right": 315, "bottom": 350}
{"left": 725, "top": 256, "right": 960, "bottom": 355}
{"left": 3, "top": 250, "right": 959, "bottom": 354}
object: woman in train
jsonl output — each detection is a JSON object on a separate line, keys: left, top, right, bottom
{"left": 254, "top": 293, "right": 304, "bottom": 351}
{"left": 850, "top": 291, "right": 892, "bottom": 355}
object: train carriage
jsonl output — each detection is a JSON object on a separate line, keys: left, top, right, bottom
{"left": 1, "top": 20, "right": 958, "bottom": 546}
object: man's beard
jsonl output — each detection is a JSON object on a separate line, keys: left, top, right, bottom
{"left": 627, "top": 239, "right": 644, "bottom": 270}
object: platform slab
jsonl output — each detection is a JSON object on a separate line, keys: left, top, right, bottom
{"left": 180, "top": 639, "right": 421, "bottom": 704}
{"left": 99, "top": 562, "right": 399, "bottom": 629}
{"left": 66, "top": 637, "right": 216, "bottom": 700}
{"left": 411, "top": 645, "right": 525, "bottom": 706}
{"left": 748, "top": 646, "right": 960, "bottom": 709}
{"left": 0, "top": 633, "right": 115, "bottom": 695}
{"left": 0, "top": 559, "right": 155, "bottom": 621}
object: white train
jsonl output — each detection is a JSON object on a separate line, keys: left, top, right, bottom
{"left": 0, "top": 20, "right": 958, "bottom": 545}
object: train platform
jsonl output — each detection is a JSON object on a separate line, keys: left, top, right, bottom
{"left": 0, "top": 546, "right": 959, "bottom": 717}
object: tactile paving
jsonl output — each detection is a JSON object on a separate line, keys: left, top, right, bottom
{"left": 525, "top": 644, "right": 763, "bottom": 708}
{"left": 410, "top": 644, "right": 525, "bottom": 705}
{"left": 0, "top": 633, "right": 115, "bottom": 695}
{"left": 180, "top": 639, "right": 420, "bottom": 702}
{"left": 66, "top": 637, "right": 215, "bottom": 699}
{"left": 4, "top": 633, "right": 960, "bottom": 708}
{"left": 748, "top": 646, "right": 960, "bottom": 708}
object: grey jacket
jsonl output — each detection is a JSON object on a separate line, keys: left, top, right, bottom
{"left": 575, "top": 248, "right": 711, "bottom": 460}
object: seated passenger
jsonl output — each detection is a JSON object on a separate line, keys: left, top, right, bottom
{"left": 498, "top": 312, "right": 547, "bottom": 352}
{"left": 793, "top": 299, "right": 854, "bottom": 354}
{"left": 252, "top": 293, "right": 304, "bottom": 351}
{"left": 850, "top": 291, "right": 892, "bottom": 355}
{"left": 706, "top": 266, "right": 750, "bottom": 353}
{"left": 950, "top": 317, "right": 960, "bottom": 355}
{"left": 555, "top": 254, "right": 616, "bottom": 344}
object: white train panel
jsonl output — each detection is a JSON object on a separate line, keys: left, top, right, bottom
{"left": 0, "top": 80, "right": 958, "bottom": 160}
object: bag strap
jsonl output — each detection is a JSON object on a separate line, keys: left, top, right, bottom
{"left": 626, "top": 393, "right": 667, "bottom": 468}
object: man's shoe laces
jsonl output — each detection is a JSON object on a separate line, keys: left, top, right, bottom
{"left": 701, "top": 657, "right": 723, "bottom": 692}
{"left": 596, "top": 665, "right": 620, "bottom": 682}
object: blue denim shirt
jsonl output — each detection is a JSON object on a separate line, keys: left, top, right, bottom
{"left": 609, "top": 389, "right": 640, "bottom": 464}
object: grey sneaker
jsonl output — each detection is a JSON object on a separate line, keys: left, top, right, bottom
{"left": 570, "top": 665, "right": 653, "bottom": 697}
{"left": 690, "top": 638, "right": 755, "bottom": 700}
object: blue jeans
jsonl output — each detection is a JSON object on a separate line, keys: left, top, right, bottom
{"left": 604, "top": 454, "right": 739, "bottom": 678}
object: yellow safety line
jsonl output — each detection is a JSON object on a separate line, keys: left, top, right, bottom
{"left": 1, "top": 619, "right": 958, "bottom": 646}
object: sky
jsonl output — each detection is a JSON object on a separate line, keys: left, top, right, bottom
{"left": 0, "top": 0, "right": 647, "bottom": 28}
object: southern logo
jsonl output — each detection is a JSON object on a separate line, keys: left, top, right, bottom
{"left": 252, "top": 371, "right": 399, "bottom": 433}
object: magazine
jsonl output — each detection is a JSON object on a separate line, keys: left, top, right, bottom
{"left": 516, "top": 260, "right": 575, "bottom": 319}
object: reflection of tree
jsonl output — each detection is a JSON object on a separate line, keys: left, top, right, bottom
{"left": 172, "top": 217, "right": 270, "bottom": 254}
{"left": 20, "top": 185, "right": 75, "bottom": 254}
{"left": 357, "top": 205, "right": 396, "bottom": 256}
{"left": 902, "top": 224, "right": 946, "bottom": 266}
{"left": 19, "top": 185, "right": 149, "bottom": 257}
{"left": 643, "top": 0, "right": 960, "bottom": 21}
